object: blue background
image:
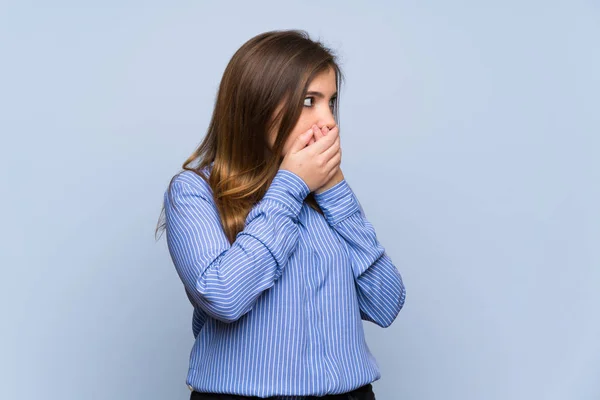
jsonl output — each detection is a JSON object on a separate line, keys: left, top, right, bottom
{"left": 1, "top": 1, "right": 598, "bottom": 399}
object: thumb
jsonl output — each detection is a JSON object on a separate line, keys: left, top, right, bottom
{"left": 290, "top": 128, "right": 314, "bottom": 153}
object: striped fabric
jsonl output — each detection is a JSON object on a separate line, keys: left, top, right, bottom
{"left": 163, "top": 163, "right": 406, "bottom": 399}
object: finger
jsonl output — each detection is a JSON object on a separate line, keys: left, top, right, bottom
{"left": 323, "top": 126, "right": 338, "bottom": 141}
{"left": 291, "top": 127, "right": 315, "bottom": 153}
{"left": 326, "top": 125, "right": 338, "bottom": 136}
{"left": 313, "top": 125, "right": 325, "bottom": 141}
{"left": 307, "top": 126, "right": 338, "bottom": 155}
{"left": 324, "top": 152, "right": 342, "bottom": 178}
{"left": 320, "top": 134, "right": 341, "bottom": 163}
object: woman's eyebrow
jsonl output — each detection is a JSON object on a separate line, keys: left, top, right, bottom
{"left": 306, "top": 91, "right": 338, "bottom": 99}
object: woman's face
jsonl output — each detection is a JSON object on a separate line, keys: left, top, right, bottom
{"left": 267, "top": 66, "right": 338, "bottom": 158}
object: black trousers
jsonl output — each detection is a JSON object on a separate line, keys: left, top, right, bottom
{"left": 190, "top": 383, "right": 376, "bottom": 400}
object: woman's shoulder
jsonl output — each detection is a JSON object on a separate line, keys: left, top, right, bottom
{"left": 167, "top": 164, "right": 214, "bottom": 199}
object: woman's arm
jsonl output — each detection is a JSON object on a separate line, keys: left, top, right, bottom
{"left": 164, "top": 169, "right": 310, "bottom": 324}
{"left": 314, "top": 178, "right": 406, "bottom": 328}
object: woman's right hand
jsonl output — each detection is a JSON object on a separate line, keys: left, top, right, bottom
{"left": 279, "top": 124, "right": 341, "bottom": 192}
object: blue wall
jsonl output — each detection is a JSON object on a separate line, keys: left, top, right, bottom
{"left": 1, "top": 1, "right": 598, "bottom": 399}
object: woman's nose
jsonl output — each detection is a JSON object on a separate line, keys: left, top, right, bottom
{"left": 317, "top": 116, "right": 336, "bottom": 131}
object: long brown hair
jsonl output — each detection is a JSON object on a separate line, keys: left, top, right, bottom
{"left": 155, "top": 29, "right": 344, "bottom": 244}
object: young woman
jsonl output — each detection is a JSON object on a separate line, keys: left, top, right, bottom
{"left": 156, "top": 29, "right": 406, "bottom": 400}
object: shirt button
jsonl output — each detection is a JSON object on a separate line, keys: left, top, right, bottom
{"left": 187, "top": 384, "right": 193, "bottom": 391}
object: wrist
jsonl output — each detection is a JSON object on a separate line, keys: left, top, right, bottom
{"left": 314, "top": 169, "right": 344, "bottom": 194}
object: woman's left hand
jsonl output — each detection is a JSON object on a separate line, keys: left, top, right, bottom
{"left": 311, "top": 125, "right": 344, "bottom": 194}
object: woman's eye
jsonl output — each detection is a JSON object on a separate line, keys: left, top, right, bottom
{"left": 303, "top": 96, "right": 337, "bottom": 108}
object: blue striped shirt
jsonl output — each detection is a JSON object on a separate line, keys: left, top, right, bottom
{"left": 163, "top": 163, "right": 406, "bottom": 398}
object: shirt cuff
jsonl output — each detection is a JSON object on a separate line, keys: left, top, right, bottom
{"left": 314, "top": 178, "right": 361, "bottom": 226}
{"left": 262, "top": 169, "right": 311, "bottom": 216}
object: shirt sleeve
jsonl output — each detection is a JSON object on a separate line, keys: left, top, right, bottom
{"left": 314, "top": 179, "right": 406, "bottom": 328}
{"left": 164, "top": 169, "right": 310, "bottom": 324}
